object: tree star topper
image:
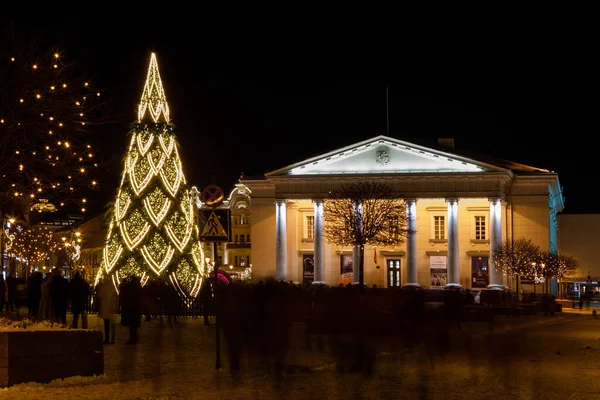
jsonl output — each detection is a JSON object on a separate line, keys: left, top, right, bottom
{"left": 138, "top": 53, "right": 170, "bottom": 123}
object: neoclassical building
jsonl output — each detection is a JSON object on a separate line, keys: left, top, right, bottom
{"left": 240, "top": 135, "right": 564, "bottom": 289}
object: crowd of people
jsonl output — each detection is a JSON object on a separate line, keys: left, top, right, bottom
{"left": 0, "top": 269, "right": 91, "bottom": 326}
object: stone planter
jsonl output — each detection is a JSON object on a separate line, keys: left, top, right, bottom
{"left": 0, "top": 330, "right": 103, "bottom": 388}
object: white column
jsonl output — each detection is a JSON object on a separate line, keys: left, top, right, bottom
{"left": 312, "top": 199, "right": 325, "bottom": 285}
{"left": 352, "top": 245, "right": 361, "bottom": 284}
{"left": 488, "top": 197, "right": 504, "bottom": 289}
{"left": 403, "top": 198, "right": 419, "bottom": 287}
{"left": 275, "top": 200, "right": 287, "bottom": 281}
{"left": 445, "top": 198, "right": 461, "bottom": 289}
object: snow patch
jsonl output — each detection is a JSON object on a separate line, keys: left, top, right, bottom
{"left": 0, "top": 317, "right": 72, "bottom": 331}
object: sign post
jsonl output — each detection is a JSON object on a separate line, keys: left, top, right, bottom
{"left": 199, "top": 184, "right": 230, "bottom": 371}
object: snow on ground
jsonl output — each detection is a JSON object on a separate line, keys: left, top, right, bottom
{"left": 0, "top": 317, "right": 71, "bottom": 331}
{"left": 1, "top": 312, "right": 599, "bottom": 399}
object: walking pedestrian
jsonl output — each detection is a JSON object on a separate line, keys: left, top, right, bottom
{"left": 119, "top": 276, "right": 142, "bottom": 344}
{"left": 96, "top": 276, "right": 117, "bottom": 344}
{"left": 69, "top": 271, "right": 90, "bottom": 328}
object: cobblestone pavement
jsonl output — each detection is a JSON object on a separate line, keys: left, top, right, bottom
{"left": 1, "top": 312, "right": 597, "bottom": 399}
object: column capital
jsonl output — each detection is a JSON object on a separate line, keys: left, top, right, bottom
{"left": 445, "top": 197, "right": 459, "bottom": 203}
{"left": 312, "top": 198, "right": 324, "bottom": 204}
{"left": 488, "top": 196, "right": 504, "bottom": 203}
{"left": 405, "top": 198, "right": 418, "bottom": 204}
{"left": 274, "top": 199, "right": 287, "bottom": 205}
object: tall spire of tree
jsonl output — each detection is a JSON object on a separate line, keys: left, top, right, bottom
{"left": 100, "top": 53, "right": 205, "bottom": 297}
{"left": 138, "top": 53, "right": 170, "bottom": 123}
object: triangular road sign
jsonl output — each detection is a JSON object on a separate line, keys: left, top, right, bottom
{"left": 200, "top": 211, "right": 228, "bottom": 238}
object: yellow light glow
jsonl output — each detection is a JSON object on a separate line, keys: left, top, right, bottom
{"left": 36, "top": 94, "right": 41, "bottom": 99}
{"left": 138, "top": 53, "right": 170, "bottom": 123}
{"left": 54, "top": 53, "right": 59, "bottom": 58}
{"left": 140, "top": 244, "right": 175, "bottom": 275}
{"left": 19, "top": 99, "right": 24, "bottom": 103}
{"left": 119, "top": 220, "right": 151, "bottom": 251}
{"left": 33, "top": 65, "right": 38, "bottom": 69}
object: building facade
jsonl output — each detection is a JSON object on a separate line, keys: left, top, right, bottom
{"left": 241, "top": 135, "right": 564, "bottom": 289}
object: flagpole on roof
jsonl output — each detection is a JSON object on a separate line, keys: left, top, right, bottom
{"left": 386, "top": 85, "right": 389, "bottom": 134}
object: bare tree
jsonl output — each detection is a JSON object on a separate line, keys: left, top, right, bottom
{"left": 493, "top": 237, "right": 541, "bottom": 281}
{"left": 540, "top": 252, "right": 579, "bottom": 281}
{"left": 323, "top": 181, "right": 407, "bottom": 286}
{"left": 0, "top": 27, "right": 118, "bottom": 220}
{"left": 11, "top": 225, "right": 57, "bottom": 269}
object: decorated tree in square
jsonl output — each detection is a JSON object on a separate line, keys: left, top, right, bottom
{"left": 100, "top": 53, "right": 205, "bottom": 297}
{"left": 0, "top": 36, "right": 112, "bottom": 218}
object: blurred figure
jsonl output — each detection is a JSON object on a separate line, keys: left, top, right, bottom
{"left": 0, "top": 275, "right": 8, "bottom": 312}
{"left": 199, "top": 279, "right": 213, "bottom": 326}
{"left": 69, "top": 271, "right": 90, "bottom": 328}
{"left": 120, "top": 276, "right": 142, "bottom": 344}
{"left": 38, "top": 273, "right": 53, "bottom": 320}
{"left": 50, "top": 268, "right": 69, "bottom": 324}
{"left": 96, "top": 276, "right": 117, "bottom": 344}
{"left": 27, "top": 271, "right": 43, "bottom": 318}
{"left": 6, "top": 273, "right": 17, "bottom": 312}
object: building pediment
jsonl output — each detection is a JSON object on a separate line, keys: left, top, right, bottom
{"left": 266, "top": 135, "right": 507, "bottom": 177}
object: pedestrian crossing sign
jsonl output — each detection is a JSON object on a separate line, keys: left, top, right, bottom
{"left": 199, "top": 209, "right": 231, "bottom": 242}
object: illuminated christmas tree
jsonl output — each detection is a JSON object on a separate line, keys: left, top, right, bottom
{"left": 101, "top": 53, "right": 205, "bottom": 297}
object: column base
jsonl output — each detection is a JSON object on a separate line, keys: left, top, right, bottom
{"left": 487, "top": 284, "right": 506, "bottom": 291}
{"left": 311, "top": 281, "right": 327, "bottom": 286}
{"left": 402, "top": 283, "right": 421, "bottom": 289}
{"left": 444, "top": 283, "right": 462, "bottom": 290}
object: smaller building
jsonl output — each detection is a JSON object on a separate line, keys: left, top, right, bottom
{"left": 194, "top": 182, "right": 253, "bottom": 282}
{"left": 558, "top": 213, "right": 600, "bottom": 297}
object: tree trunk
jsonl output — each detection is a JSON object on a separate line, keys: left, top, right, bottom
{"left": 359, "top": 244, "right": 365, "bottom": 287}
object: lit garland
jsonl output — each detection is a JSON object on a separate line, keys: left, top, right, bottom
{"left": 101, "top": 53, "right": 205, "bottom": 297}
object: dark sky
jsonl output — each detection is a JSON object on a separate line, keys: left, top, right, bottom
{"left": 6, "top": 19, "right": 595, "bottom": 215}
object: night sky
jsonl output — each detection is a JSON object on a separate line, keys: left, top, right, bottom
{"left": 5, "top": 20, "right": 594, "bottom": 215}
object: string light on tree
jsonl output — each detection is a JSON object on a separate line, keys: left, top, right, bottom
{"left": 0, "top": 47, "right": 110, "bottom": 215}
{"left": 101, "top": 53, "right": 205, "bottom": 297}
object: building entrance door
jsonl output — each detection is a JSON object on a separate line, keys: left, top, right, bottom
{"left": 387, "top": 259, "right": 401, "bottom": 287}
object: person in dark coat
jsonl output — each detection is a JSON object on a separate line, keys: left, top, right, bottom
{"left": 69, "top": 271, "right": 90, "bottom": 328}
{"left": 27, "top": 271, "right": 43, "bottom": 318}
{"left": 199, "top": 279, "right": 213, "bottom": 326}
{"left": 50, "top": 268, "right": 69, "bottom": 324}
{"left": 6, "top": 273, "right": 18, "bottom": 312}
{"left": 119, "top": 276, "right": 142, "bottom": 344}
{"left": 0, "top": 276, "right": 8, "bottom": 312}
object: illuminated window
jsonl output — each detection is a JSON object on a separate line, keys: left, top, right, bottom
{"left": 305, "top": 215, "right": 315, "bottom": 239}
{"left": 474, "top": 216, "right": 487, "bottom": 240}
{"left": 433, "top": 216, "right": 445, "bottom": 240}
{"left": 387, "top": 259, "right": 401, "bottom": 287}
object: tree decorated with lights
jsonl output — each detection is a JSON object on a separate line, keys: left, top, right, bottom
{"left": 11, "top": 225, "right": 58, "bottom": 274}
{"left": 101, "top": 53, "right": 205, "bottom": 297}
{"left": 0, "top": 43, "right": 109, "bottom": 217}
{"left": 492, "top": 237, "right": 541, "bottom": 280}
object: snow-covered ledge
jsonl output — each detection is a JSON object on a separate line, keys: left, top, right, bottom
{"left": 0, "top": 319, "right": 103, "bottom": 388}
